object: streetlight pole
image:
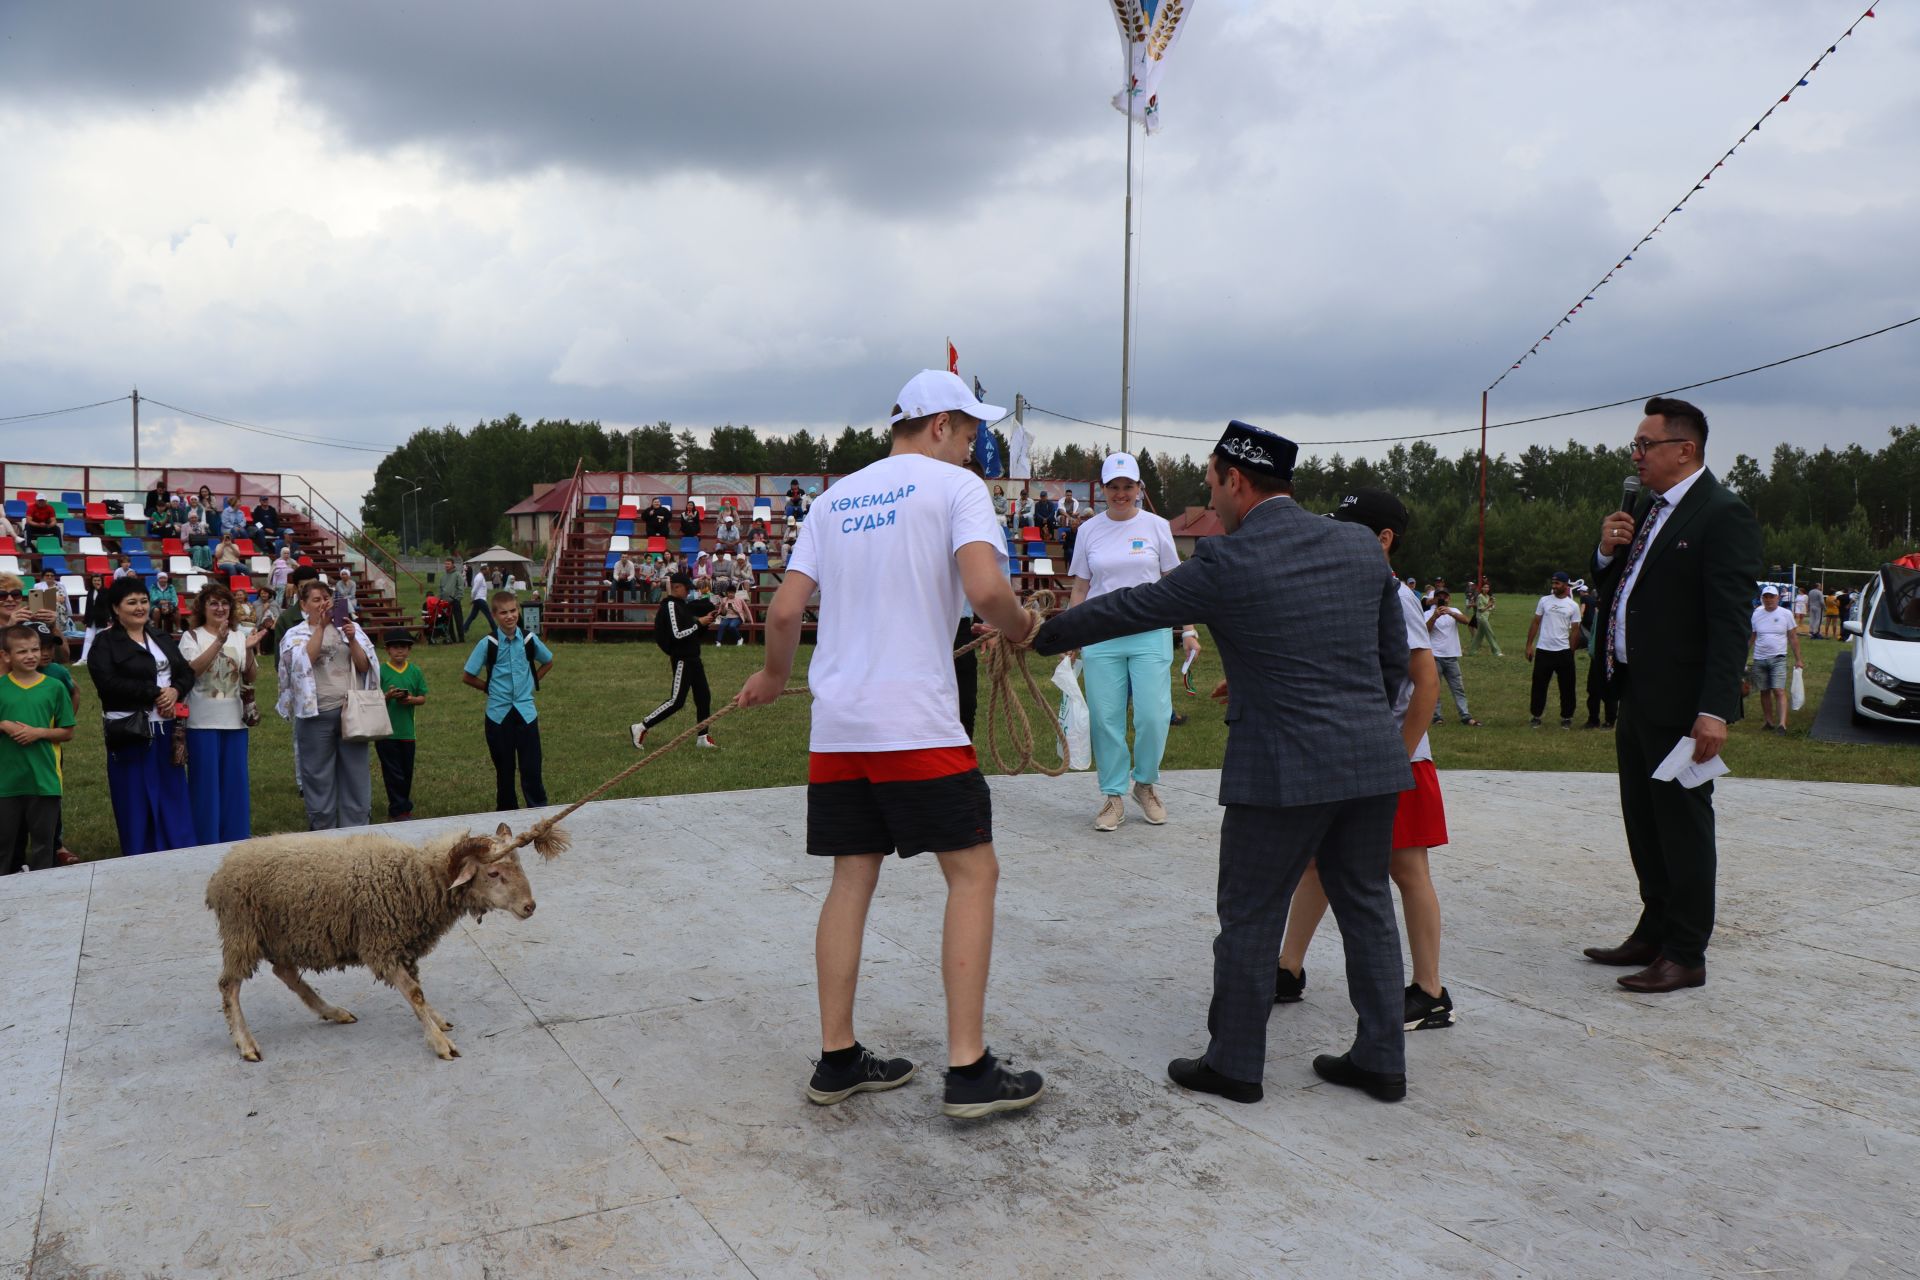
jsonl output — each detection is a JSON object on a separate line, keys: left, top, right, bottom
{"left": 390, "top": 475, "right": 417, "bottom": 548}
{"left": 403, "top": 486, "right": 422, "bottom": 551}
{"left": 431, "top": 498, "right": 450, "bottom": 549}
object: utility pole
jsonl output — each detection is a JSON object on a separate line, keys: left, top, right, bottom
{"left": 1120, "top": 107, "right": 1134, "bottom": 454}
{"left": 131, "top": 388, "right": 140, "bottom": 474}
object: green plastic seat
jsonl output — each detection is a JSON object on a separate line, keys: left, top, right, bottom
{"left": 48, "top": 502, "right": 68, "bottom": 519}
{"left": 104, "top": 519, "right": 128, "bottom": 537}
{"left": 35, "top": 536, "right": 62, "bottom": 554}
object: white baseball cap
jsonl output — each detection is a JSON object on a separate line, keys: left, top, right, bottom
{"left": 889, "top": 370, "right": 1006, "bottom": 426}
{"left": 1101, "top": 452, "right": 1142, "bottom": 485}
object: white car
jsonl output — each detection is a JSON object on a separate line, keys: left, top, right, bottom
{"left": 1844, "top": 564, "right": 1920, "bottom": 726}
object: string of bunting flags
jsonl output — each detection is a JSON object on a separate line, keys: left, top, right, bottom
{"left": 1486, "top": 3, "right": 1884, "bottom": 393}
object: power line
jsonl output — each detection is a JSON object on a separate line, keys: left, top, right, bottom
{"left": 0, "top": 395, "right": 131, "bottom": 424}
{"left": 1486, "top": 4, "right": 1885, "bottom": 392}
{"left": 138, "top": 396, "right": 394, "bottom": 454}
{"left": 1028, "top": 311, "right": 1920, "bottom": 450}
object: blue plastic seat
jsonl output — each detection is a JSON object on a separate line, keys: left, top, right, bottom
{"left": 62, "top": 492, "right": 84, "bottom": 507}
{"left": 63, "top": 518, "right": 86, "bottom": 537}
{"left": 129, "top": 555, "right": 154, "bottom": 573}
{"left": 680, "top": 536, "right": 700, "bottom": 555}
{"left": 604, "top": 552, "right": 621, "bottom": 570}
{"left": 2, "top": 501, "right": 24, "bottom": 519}
{"left": 1025, "top": 542, "right": 1045, "bottom": 556}
{"left": 613, "top": 519, "right": 635, "bottom": 536}
{"left": 41, "top": 555, "right": 69, "bottom": 575}
{"left": 587, "top": 495, "right": 607, "bottom": 511}
{"left": 749, "top": 552, "right": 769, "bottom": 572}
{"left": 120, "top": 537, "right": 146, "bottom": 553}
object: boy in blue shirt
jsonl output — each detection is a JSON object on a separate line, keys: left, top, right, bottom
{"left": 461, "top": 591, "right": 554, "bottom": 811}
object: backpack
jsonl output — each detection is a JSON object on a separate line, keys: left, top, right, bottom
{"left": 481, "top": 632, "right": 542, "bottom": 690}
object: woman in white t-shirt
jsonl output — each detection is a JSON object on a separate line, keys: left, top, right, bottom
{"left": 178, "top": 581, "right": 269, "bottom": 844}
{"left": 1066, "top": 453, "right": 1200, "bottom": 832}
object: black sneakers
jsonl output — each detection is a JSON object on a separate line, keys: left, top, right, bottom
{"left": 805, "top": 1046, "right": 915, "bottom": 1105}
{"left": 1274, "top": 964, "right": 1305, "bottom": 1004}
{"left": 1404, "top": 984, "right": 1456, "bottom": 1030}
{"left": 942, "top": 1050, "right": 1044, "bottom": 1119}
{"left": 1167, "top": 1056, "right": 1263, "bottom": 1104}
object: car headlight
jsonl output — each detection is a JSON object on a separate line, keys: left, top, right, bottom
{"left": 1864, "top": 664, "right": 1901, "bottom": 691}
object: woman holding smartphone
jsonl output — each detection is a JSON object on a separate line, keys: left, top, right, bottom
{"left": 275, "top": 578, "right": 376, "bottom": 829}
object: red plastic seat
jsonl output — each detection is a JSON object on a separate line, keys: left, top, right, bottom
{"left": 15, "top": 491, "right": 34, "bottom": 503}
{"left": 228, "top": 574, "right": 254, "bottom": 594}
{"left": 0, "top": 537, "right": 14, "bottom": 555}
{"left": 85, "top": 555, "right": 111, "bottom": 574}
{"left": 85, "top": 502, "right": 108, "bottom": 520}
{"left": 297, "top": 555, "right": 313, "bottom": 566}
{"left": 645, "top": 536, "right": 667, "bottom": 554}
{"left": 618, "top": 505, "right": 638, "bottom": 520}
{"left": 1020, "top": 526, "right": 1043, "bottom": 542}
{"left": 162, "top": 538, "right": 186, "bottom": 555}
{"left": 235, "top": 538, "right": 255, "bottom": 556}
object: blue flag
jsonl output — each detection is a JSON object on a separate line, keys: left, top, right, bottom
{"left": 973, "top": 421, "right": 1003, "bottom": 478}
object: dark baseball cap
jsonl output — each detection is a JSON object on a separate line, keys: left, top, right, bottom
{"left": 1330, "top": 489, "right": 1409, "bottom": 538}
{"left": 668, "top": 572, "right": 694, "bottom": 589}
{"left": 1552, "top": 571, "right": 1572, "bottom": 582}
{"left": 382, "top": 628, "right": 416, "bottom": 647}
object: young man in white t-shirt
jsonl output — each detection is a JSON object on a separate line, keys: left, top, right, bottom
{"left": 1749, "top": 585, "right": 1803, "bottom": 733}
{"left": 738, "top": 369, "right": 1045, "bottom": 1120}
{"left": 1525, "top": 572, "right": 1584, "bottom": 728}
{"left": 1423, "top": 588, "right": 1480, "bottom": 727}
{"left": 1276, "top": 489, "right": 1456, "bottom": 1030}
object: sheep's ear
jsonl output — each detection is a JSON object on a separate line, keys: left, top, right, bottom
{"left": 447, "top": 840, "right": 484, "bottom": 888}
{"left": 496, "top": 822, "right": 512, "bottom": 840}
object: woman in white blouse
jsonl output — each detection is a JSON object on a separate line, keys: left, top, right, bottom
{"left": 178, "top": 581, "right": 269, "bottom": 844}
{"left": 1066, "top": 453, "right": 1201, "bottom": 833}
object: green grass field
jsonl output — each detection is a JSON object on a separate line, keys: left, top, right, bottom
{"left": 53, "top": 632, "right": 1917, "bottom": 860}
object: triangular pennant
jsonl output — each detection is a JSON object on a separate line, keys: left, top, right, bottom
{"left": 1798, "top": 78, "right": 1809, "bottom": 86}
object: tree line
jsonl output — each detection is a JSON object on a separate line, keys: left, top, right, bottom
{"left": 363, "top": 416, "right": 1918, "bottom": 592}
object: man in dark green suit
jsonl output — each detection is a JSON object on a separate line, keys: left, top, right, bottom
{"left": 1585, "top": 398, "right": 1763, "bottom": 993}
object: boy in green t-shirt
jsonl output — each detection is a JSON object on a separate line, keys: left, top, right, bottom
{"left": 376, "top": 628, "right": 428, "bottom": 820}
{"left": 0, "top": 624, "right": 77, "bottom": 873}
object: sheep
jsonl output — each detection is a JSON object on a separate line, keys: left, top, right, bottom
{"left": 205, "top": 820, "right": 569, "bottom": 1062}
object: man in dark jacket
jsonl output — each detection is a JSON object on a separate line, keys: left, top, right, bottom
{"left": 1585, "top": 397, "right": 1764, "bottom": 993}
{"left": 643, "top": 499, "right": 673, "bottom": 540}
{"left": 630, "top": 573, "right": 716, "bottom": 750}
{"left": 1034, "top": 420, "right": 1413, "bottom": 1106}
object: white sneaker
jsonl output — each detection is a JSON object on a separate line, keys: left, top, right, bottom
{"left": 696, "top": 734, "right": 717, "bottom": 749}
{"left": 1131, "top": 783, "right": 1167, "bottom": 825}
{"left": 630, "top": 723, "right": 647, "bottom": 750}
{"left": 1094, "top": 794, "right": 1126, "bottom": 832}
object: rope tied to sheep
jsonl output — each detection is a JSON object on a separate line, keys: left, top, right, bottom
{"left": 510, "top": 591, "right": 1069, "bottom": 854}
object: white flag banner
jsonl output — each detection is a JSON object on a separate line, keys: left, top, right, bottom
{"left": 1008, "top": 422, "right": 1034, "bottom": 480}
{"left": 1108, "top": 0, "right": 1196, "bottom": 134}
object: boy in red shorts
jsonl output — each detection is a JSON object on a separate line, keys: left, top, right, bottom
{"left": 1274, "top": 489, "right": 1457, "bottom": 1030}
{"left": 738, "top": 369, "right": 1045, "bottom": 1118}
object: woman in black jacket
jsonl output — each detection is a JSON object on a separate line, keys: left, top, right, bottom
{"left": 86, "top": 576, "right": 197, "bottom": 855}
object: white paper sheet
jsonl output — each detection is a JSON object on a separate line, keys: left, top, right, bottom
{"left": 1651, "top": 736, "right": 1731, "bottom": 790}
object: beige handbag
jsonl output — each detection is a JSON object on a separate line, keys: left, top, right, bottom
{"left": 340, "top": 656, "right": 393, "bottom": 742}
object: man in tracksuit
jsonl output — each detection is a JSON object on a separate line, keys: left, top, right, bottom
{"left": 631, "top": 572, "right": 717, "bottom": 750}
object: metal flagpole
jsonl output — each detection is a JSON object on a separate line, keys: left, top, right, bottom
{"left": 1120, "top": 64, "right": 1135, "bottom": 454}
{"left": 1476, "top": 391, "right": 1488, "bottom": 593}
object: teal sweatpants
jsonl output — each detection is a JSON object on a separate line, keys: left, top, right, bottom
{"left": 1081, "top": 630, "right": 1173, "bottom": 796}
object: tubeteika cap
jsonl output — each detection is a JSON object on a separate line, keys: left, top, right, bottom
{"left": 1100, "top": 452, "right": 1141, "bottom": 485}
{"left": 889, "top": 370, "right": 1006, "bottom": 426}
{"left": 1330, "top": 489, "right": 1409, "bottom": 539}
{"left": 1214, "top": 419, "right": 1298, "bottom": 482}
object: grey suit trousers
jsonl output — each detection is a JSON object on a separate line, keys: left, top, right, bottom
{"left": 1207, "top": 798, "right": 1405, "bottom": 1082}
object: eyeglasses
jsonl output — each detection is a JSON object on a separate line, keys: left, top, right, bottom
{"left": 1630, "top": 437, "right": 1689, "bottom": 455}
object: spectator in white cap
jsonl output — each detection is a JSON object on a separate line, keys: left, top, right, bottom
{"left": 1066, "top": 451, "right": 1199, "bottom": 832}
{"left": 1748, "top": 585, "right": 1802, "bottom": 734}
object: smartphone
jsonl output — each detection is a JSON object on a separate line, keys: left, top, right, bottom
{"left": 330, "top": 596, "right": 352, "bottom": 628}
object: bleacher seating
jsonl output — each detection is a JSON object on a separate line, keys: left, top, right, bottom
{"left": 2, "top": 501, "right": 23, "bottom": 519}
{"left": 587, "top": 495, "right": 607, "bottom": 511}
{"left": 62, "top": 518, "right": 86, "bottom": 538}
{"left": 0, "top": 556, "right": 16, "bottom": 575}
{"left": 78, "top": 536, "right": 105, "bottom": 556}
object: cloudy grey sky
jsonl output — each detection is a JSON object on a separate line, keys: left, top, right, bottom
{"left": 2, "top": 0, "right": 1916, "bottom": 505}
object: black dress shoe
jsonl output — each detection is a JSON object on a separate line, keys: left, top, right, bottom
{"left": 1312, "top": 1052, "right": 1407, "bottom": 1102}
{"left": 1582, "top": 939, "right": 1660, "bottom": 967}
{"left": 1167, "top": 1056, "right": 1263, "bottom": 1104}
{"left": 1617, "top": 957, "right": 1706, "bottom": 993}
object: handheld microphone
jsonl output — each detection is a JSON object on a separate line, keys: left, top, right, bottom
{"left": 1620, "top": 474, "right": 1641, "bottom": 515}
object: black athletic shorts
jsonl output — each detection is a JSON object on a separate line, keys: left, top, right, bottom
{"left": 806, "top": 746, "right": 993, "bottom": 858}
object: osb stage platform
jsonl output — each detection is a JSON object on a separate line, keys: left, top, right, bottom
{"left": 5, "top": 770, "right": 1917, "bottom": 1278}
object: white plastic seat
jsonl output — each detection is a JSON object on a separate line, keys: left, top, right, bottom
{"left": 608, "top": 535, "right": 631, "bottom": 553}
{"left": 78, "top": 536, "right": 106, "bottom": 555}
{"left": 169, "top": 555, "right": 194, "bottom": 575}
{"left": 621, "top": 494, "right": 643, "bottom": 510}
{"left": 61, "top": 574, "right": 87, "bottom": 598}
{"left": 186, "top": 574, "right": 209, "bottom": 594}
{"left": 250, "top": 555, "right": 272, "bottom": 574}
{"left": 0, "top": 556, "right": 16, "bottom": 575}
{"left": 1030, "top": 556, "right": 1055, "bottom": 576}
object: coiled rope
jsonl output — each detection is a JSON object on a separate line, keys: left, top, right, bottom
{"left": 513, "top": 591, "right": 1069, "bottom": 854}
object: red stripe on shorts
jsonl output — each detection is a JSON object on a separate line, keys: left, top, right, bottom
{"left": 808, "top": 746, "right": 979, "bottom": 785}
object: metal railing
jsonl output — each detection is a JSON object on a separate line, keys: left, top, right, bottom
{"left": 540, "top": 457, "right": 586, "bottom": 614}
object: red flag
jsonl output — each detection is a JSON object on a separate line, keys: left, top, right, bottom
{"left": 947, "top": 340, "right": 958, "bottom": 374}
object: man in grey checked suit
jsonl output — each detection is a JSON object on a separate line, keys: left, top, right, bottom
{"left": 1034, "top": 421, "right": 1414, "bottom": 1103}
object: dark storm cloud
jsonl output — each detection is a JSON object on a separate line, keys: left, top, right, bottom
{"left": 0, "top": 0, "right": 1182, "bottom": 211}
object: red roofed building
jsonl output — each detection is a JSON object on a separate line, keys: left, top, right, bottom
{"left": 1167, "top": 505, "right": 1224, "bottom": 557}
{"left": 504, "top": 477, "right": 577, "bottom": 551}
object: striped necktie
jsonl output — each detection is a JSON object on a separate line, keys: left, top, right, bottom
{"left": 1606, "top": 495, "right": 1667, "bottom": 681}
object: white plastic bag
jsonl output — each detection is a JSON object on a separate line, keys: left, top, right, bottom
{"left": 1789, "top": 666, "right": 1806, "bottom": 712}
{"left": 1051, "top": 656, "right": 1094, "bottom": 771}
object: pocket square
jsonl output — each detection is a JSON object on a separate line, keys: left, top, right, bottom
{"left": 1676, "top": 540, "right": 1689, "bottom": 549}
